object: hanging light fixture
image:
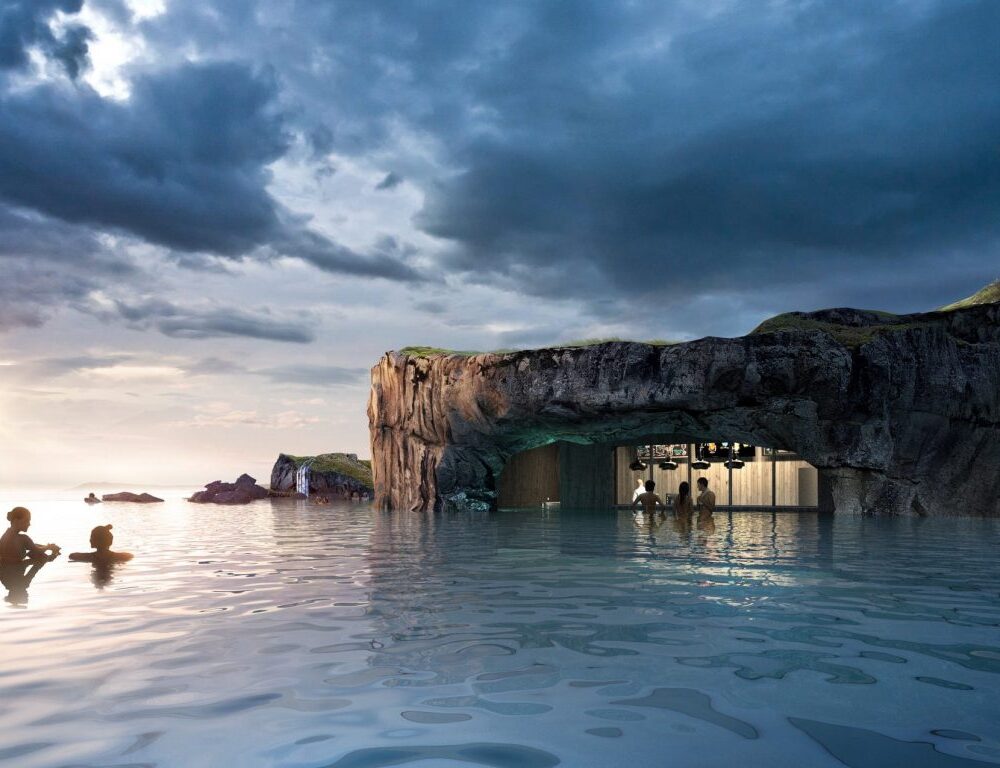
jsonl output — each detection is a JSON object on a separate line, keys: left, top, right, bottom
{"left": 724, "top": 442, "right": 744, "bottom": 469}
{"left": 692, "top": 443, "right": 710, "bottom": 470}
{"left": 629, "top": 458, "right": 647, "bottom": 472}
{"left": 658, "top": 459, "right": 678, "bottom": 470}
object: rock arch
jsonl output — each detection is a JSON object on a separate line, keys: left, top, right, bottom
{"left": 369, "top": 303, "right": 1000, "bottom": 516}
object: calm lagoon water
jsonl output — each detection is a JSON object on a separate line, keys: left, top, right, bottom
{"left": 2, "top": 489, "right": 1000, "bottom": 767}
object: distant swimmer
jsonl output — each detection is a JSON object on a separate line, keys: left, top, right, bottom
{"left": 632, "top": 480, "right": 664, "bottom": 515}
{"left": 69, "top": 524, "right": 133, "bottom": 565}
{"left": 84, "top": 492, "right": 101, "bottom": 504}
{"left": 696, "top": 478, "right": 716, "bottom": 514}
{"left": 0, "top": 507, "right": 61, "bottom": 566}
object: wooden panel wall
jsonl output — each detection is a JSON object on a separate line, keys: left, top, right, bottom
{"left": 560, "top": 443, "right": 615, "bottom": 509}
{"left": 615, "top": 446, "right": 818, "bottom": 507}
{"left": 497, "top": 443, "right": 560, "bottom": 507}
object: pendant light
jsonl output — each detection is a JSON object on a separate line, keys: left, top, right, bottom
{"left": 692, "top": 444, "right": 710, "bottom": 470}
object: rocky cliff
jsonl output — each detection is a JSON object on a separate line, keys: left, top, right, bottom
{"left": 369, "top": 296, "right": 1000, "bottom": 516}
{"left": 270, "top": 453, "right": 373, "bottom": 498}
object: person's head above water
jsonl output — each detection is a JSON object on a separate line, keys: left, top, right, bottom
{"left": 7, "top": 506, "right": 30, "bottom": 531}
{"left": 90, "top": 524, "right": 114, "bottom": 550}
{"left": 644, "top": 480, "right": 655, "bottom": 492}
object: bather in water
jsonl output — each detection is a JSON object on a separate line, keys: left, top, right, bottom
{"left": 70, "top": 524, "right": 133, "bottom": 565}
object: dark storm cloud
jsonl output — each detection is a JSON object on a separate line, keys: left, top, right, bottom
{"left": 0, "top": 60, "right": 422, "bottom": 282}
{"left": 0, "top": 0, "right": 90, "bottom": 79}
{"left": 143, "top": 0, "right": 998, "bottom": 316}
{"left": 4, "top": 0, "right": 998, "bottom": 339}
{"left": 86, "top": 297, "right": 317, "bottom": 343}
{"left": 408, "top": 1, "right": 1000, "bottom": 311}
{"left": 254, "top": 364, "right": 369, "bottom": 387}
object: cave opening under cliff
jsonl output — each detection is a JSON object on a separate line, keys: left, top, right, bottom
{"left": 496, "top": 439, "right": 820, "bottom": 510}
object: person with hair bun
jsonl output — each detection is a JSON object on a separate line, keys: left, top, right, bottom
{"left": 0, "top": 507, "right": 61, "bottom": 565}
{"left": 69, "top": 524, "right": 133, "bottom": 564}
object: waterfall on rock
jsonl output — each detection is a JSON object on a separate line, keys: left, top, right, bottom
{"left": 295, "top": 461, "right": 312, "bottom": 497}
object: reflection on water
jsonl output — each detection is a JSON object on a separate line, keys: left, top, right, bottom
{"left": 1, "top": 560, "right": 48, "bottom": 606}
{"left": 1, "top": 489, "right": 999, "bottom": 767}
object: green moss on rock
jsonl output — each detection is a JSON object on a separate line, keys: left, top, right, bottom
{"left": 940, "top": 280, "right": 1000, "bottom": 311}
{"left": 286, "top": 452, "right": 373, "bottom": 487}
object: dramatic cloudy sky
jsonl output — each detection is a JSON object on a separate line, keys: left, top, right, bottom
{"left": 1, "top": 0, "right": 997, "bottom": 485}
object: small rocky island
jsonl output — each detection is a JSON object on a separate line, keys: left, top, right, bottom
{"left": 188, "top": 474, "right": 270, "bottom": 505}
{"left": 369, "top": 282, "right": 1000, "bottom": 517}
{"left": 270, "top": 453, "right": 373, "bottom": 499}
{"left": 102, "top": 491, "right": 164, "bottom": 503}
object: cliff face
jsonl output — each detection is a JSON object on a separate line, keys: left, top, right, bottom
{"left": 270, "top": 453, "right": 373, "bottom": 497}
{"left": 369, "top": 302, "right": 1000, "bottom": 516}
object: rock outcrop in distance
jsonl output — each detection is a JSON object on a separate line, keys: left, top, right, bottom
{"left": 270, "top": 453, "right": 373, "bottom": 498}
{"left": 188, "top": 474, "right": 269, "bottom": 505}
{"left": 369, "top": 285, "right": 1000, "bottom": 517}
{"left": 102, "top": 492, "right": 164, "bottom": 503}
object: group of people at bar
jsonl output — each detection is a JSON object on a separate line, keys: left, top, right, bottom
{"left": 631, "top": 477, "right": 716, "bottom": 515}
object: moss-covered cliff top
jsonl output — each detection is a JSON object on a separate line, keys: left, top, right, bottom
{"left": 396, "top": 281, "right": 1000, "bottom": 357}
{"left": 939, "top": 279, "right": 1000, "bottom": 311}
{"left": 286, "top": 452, "right": 373, "bottom": 487}
{"left": 397, "top": 338, "right": 677, "bottom": 358}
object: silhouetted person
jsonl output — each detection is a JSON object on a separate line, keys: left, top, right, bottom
{"left": 632, "top": 480, "right": 664, "bottom": 515}
{"left": 69, "top": 524, "right": 133, "bottom": 565}
{"left": 674, "top": 481, "right": 694, "bottom": 515}
{"left": 84, "top": 492, "right": 101, "bottom": 504}
{"left": 0, "top": 507, "right": 61, "bottom": 565}
{"left": 696, "top": 478, "right": 716, "bottom": 514}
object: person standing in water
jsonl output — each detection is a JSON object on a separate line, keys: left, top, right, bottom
{"left": 674, "top": 481, "right": 694, "bottom": 515}
{"left": 0, "top": 507, "right": 60, "bottom": 565}
{"left": 632, "top": 480, "right": 664, "bottom": 515}
{"left": 696, "top": 478, "right": 716, "bottom": 514}
{"left": 632, "top": 477, "right": 646, "bottom": 502}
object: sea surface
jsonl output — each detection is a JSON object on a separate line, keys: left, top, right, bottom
{"left": 1, "top": 488, "right": 999, "bottom": 767}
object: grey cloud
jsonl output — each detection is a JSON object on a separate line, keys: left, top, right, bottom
{"left": 30, "top": 353, "right": 134, "bottom": 377}
{"left": 184, "top": 356, "right": 247, "bottom": 375}
{"left": 0, "top": 0, "right": 90, "bottom": 79}
{"left": 158, "top": 312, "right": 314, "bottom": 343}
{"left": 48, "top": 23, "right": 92, "bottom": 80}
{"left": 413, "top": 299, "right": 447, "bottom": 314}
{"left": 375, "top": 172, "right": 403, "bottom": 190}
{"left": 4, "top": 0, "right": 998, "bottom": 343}
{"left": 84, "top": 296, "right": 317, "bottom": 343}
{"left": 0, "top": 207, "right": 132, "bottom": 330}
{"left": 409, "top": 1, "right": 1000, "bottom": 315}
{"left": 254, "top": 364, "right": 368, "bottom": 387}
{"left": 146, "top": 0, "right": 999, "bottom": 323}
{"left": 0, "top": 61, "right": 421, "bottom": 283}
{"left": 274, "top": 227, "right": 424, "bottom": 282}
